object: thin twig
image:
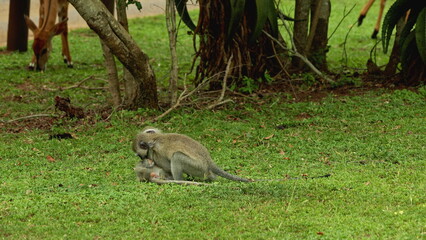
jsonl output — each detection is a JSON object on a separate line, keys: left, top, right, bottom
{"left": 43, "top": 76, "right": 108, "bottom": 91}
{"left": 154, "top": 74, "right": 190, "bottom": 121}
{"left": 154, "top": 68, "right": 232, "bottom": 121}
{"left": 263, "top": 29, "right": 335, "bottom": 84}
{"left": 207, "top": 54, "right": 234, "bottom": 110}
{"left": 328, "top": 4, "right": 356, "bottom": 41}
{"left": 342, "top": 19, "right": 358, "bottom": 67}
{"left": 0, "top": 114, "right": 58, "bottom": 123}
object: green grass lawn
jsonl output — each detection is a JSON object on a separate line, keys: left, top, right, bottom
{"left": 1, "top": 88, "right": 425, "bottom": 239}
{"left": 1, "top": 1, "right": 425, "bottom": 239}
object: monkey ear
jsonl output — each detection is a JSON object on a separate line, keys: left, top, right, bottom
{"left": 143, "top": 128, "right": 157, "bottom": 134}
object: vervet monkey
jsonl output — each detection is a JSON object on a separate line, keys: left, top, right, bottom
{"left": 134, "top": 158, "right": 207, "bottom": 186}
{"left": 133, "top": 127, "right": 252, "bottom": 182}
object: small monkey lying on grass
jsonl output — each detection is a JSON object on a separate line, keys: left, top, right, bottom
{"left": 134, "top": 158, "right": 208, "bottom": 186}
{"left": 133, "top": 127, "right": 330, "bottom": 185}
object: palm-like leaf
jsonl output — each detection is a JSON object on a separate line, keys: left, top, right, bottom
{"left": 174, "top": 0, "right": 279, "bottom": 43}
{"left": 249, "top": 0, "right": 278, "bottom": 43}
{"left": 415, "top": 8, "right": 426, "bottom": 63}
{"left": 382, "top": 0, "right": 426, "bottom": 65}
{"left": 228, "top": 0, "right": 246, "bottom": 41}
{"left": 382, "top": 0, "right": 410, "bottom": 53}
{"left": 175, "top": 0, "right": 196, "bottom": 30}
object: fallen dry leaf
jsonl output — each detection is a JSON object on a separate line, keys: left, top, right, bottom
{"left": 46, "top": 155, "right": 56, "bottom": 163}
{"left": 264, "top": 134, "right": 274, "bottom": 140}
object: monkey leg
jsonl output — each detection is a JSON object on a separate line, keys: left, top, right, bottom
{"left": 170, "top": 152, "right": 210, "bottom": 180}
{"left": 170, "top": 158, "right": 185, "bottom": 181}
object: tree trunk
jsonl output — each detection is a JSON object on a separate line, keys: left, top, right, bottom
{"left": 166, "top": 0, "right": 178, "bottom": 105}
{"left": 116, "top": 0, "right": 141, "bottom": 109}
{"left": 292, "top": 0, "right": 330, "bottom": 72}
{"left": 292, "top": 0, "right": 311, "bottom": 69}
{"left": 101, "top": 41, "right": 122, "bottom": 107}
{"left": 100, "top": 0, "right": 121, "bottom": 107}
{"left": 194, "top": 0, "right": 288, "bottom": 89}
{"left": 7, "top": 0, "right": 30, "bottom": 51}
{"left": 68, "top": 0, "right": 158, "bottom": 110}
{"left": 308, "top": 0, "right": 330, "bottom": 71}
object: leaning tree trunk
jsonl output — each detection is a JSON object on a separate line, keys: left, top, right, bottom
{"left": 194, "top": 0, "right": 288, "bottom": 89}
{"left": 68, "top": 0, "right": 158, "bottom": 110}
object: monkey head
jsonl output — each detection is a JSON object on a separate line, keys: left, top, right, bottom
{"left": 132, "top": 127, "right": 160, "bottom": 159}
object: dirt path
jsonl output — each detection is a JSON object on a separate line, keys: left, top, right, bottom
{"left": 0, "top": 0, "right": 188, "bottom": 47}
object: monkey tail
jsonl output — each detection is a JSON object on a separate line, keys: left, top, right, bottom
{"left": 210, "top": 165, "right": 252, "bottom": 182}
{"left": 254, "top": 173, "right": 332, "bottom": 182}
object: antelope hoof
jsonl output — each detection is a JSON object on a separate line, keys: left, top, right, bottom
{"left": 28, "top": 63, "right": 35, "bottom": 71}
{"left": 357, "top": 15, "right": 366, "bottom": 26}
{"left": 371, "top": 30, "right": 378, "bottom": 39}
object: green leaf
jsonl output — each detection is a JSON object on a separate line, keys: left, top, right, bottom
{"left": 227, "top": 0, "right": 246, "bottom": 41}
{"left": 399, "top": 9, "right": 419, "bottom": 46}
{"left": 175, "top": 0, "right": 196, "bottom": 31}
{"left": 415, "top": 8, "right": 426, "bottom": 63}
{"left": 126, "top": 0, "right": 143, "bottom": 11}
{"left": 249, "top": 0, "right": 278, "bottom": 44}
{"left": 382, "top": 0, "right": 410, "bottom": 53}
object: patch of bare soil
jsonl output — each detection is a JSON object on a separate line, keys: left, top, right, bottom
{"left": 1, "top": 116, "right": 57, "bottom": 133}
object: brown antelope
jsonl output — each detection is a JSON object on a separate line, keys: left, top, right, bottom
{"left": 24, "top": 0, "right": 72, "bottom": 71}
{"left": 358, "top": 0, "right": 386, "bottom": 39}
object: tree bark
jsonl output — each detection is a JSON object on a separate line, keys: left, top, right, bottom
{"left": 68, "top": 0, "right": 158, "bottom": 110}
{"left": 101, "top": 41, "right": 122, "bottom": 107}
